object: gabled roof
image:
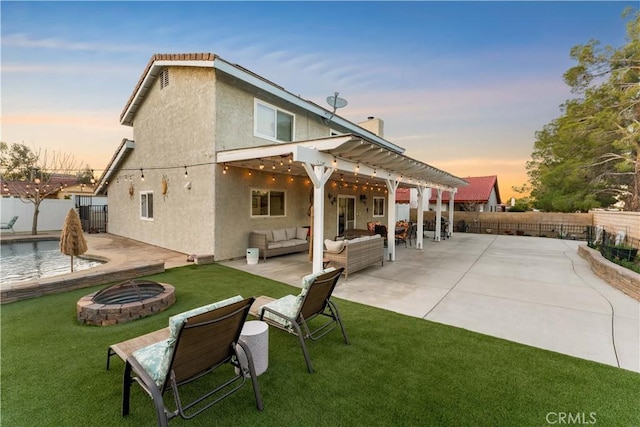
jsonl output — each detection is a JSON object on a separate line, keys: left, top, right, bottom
{"left": 430, "top": 175, "right": 501, "bottom": 204}
{"left": 114, "top": 52, "right": 468, "bottom": 193}
{"left": 120, "top": 52, "right": 404, "bottom": 154}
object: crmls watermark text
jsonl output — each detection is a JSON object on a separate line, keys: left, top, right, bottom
{"left": 546, "top": 412, "right": 597, "bottom": 425}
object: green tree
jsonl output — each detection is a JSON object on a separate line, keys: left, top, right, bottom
{"left": 528, "top": 8, "right": 639, "bottom": 212}
{"left": 1, "top": 142, "right": 84, "bottom": 234}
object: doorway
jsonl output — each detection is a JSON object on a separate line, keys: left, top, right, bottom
{"left": 337, "top": 195, "right": 356, "bottom": 236}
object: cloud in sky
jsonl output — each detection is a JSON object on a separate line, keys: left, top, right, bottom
{"left": 1, "top": 1, "right": 636, "bottom": 201}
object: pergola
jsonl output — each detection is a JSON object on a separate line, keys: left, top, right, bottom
{"left": 217, "top": 134, "right": 468, "bottom": 274}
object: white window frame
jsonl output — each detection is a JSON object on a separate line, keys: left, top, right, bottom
{"left": 254, "top": 99, "right": 295, "bottom": 143}
{"left": 250, "top": 188, "right": 286, "bottom": 218}
{"left": 140, "top": 191, "right": 154, "bottom": 220}
{"left": 373, "top": 196, "right": 385, "bottom": 217}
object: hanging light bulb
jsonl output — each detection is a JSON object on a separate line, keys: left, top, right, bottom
{"left": 288, "top": 154, "right": 293, "bottom": 164}
{"left": 184, "top": 166, "right": 188, "bottom": 178}
{"left": 90, "top": 169, "right": 96, "bottom": 184}
{"left": 140, "top": 168, "right": 145, "bottom": 181}
{"left": 272, "top": 162, "right": 276, "bottom": 170}
{"left": 355, "top": 163, "right": 360, "bottom": 175}
{"left": 259, "top": 159, "right": 265, "bottom": 169}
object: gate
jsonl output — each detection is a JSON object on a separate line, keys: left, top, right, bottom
{"left": 76, "top": 196, "right": 108, "bottom": 233}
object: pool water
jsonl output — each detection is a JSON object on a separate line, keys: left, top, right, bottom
{"left": 0, "top": 240, "right": 104, "bottom": 284}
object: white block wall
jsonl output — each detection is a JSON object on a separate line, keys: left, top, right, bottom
{"left": 1, "top": 197, "right": 74, "bottom": 233}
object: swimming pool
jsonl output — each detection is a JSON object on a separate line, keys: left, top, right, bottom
{"left": 1, "top": 239, "right": 104, "bottom": 284}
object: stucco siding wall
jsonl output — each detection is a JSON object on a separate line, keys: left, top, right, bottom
{"left": 214, "top": 72, "right": 337, "bottom": 152}
{"left": 213, "top": 166, "right": 312, "bottom": 260}
{"left": 108, "top": 67, "right": 216, "bottom": 255}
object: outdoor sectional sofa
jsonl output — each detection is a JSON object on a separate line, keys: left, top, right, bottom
{"left": 323, "top": 234, "right": 384, "bottom": 278}
{"left": 249, "top": 227, "right": 309, "bottom": 260}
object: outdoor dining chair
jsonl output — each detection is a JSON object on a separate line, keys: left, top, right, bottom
{"left": 121, "top": 296, "right": 263, "bottom": 426}
{"left": 259, "top": 267, "right": 348, "bottom": 373}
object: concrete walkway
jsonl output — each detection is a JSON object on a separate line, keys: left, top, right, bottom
{"left": 222, "top": 233, "right": 640, "bottom": 373}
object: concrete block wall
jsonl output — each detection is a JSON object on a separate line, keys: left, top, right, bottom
{"left": 592, "top": 211, "right": 640, "bottom": 241}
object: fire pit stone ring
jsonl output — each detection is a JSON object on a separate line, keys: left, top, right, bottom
{"left": 77, "top": 280, "right": 175, "bottom": 326}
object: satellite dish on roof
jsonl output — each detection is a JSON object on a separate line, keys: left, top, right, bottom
{"left": 324, "top": 91, "right": 348, "bottom": 124}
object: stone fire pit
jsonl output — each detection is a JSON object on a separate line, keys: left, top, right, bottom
{"left": 77, "top": 280, "right": 175, "bottom": 326}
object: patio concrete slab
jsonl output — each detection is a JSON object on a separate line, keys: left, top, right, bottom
{"left": 222, "top": 233, "right": 640, "bottom": 373}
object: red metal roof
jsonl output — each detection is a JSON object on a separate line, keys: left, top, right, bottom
{"left": 396, "top": 188, "right": 411, "bottom": 204}
{"left": 429, "top": 175, "right": 501, "bottom": 204}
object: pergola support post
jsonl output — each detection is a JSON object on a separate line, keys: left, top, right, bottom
{"left": 416, "top": 186, "right": 425, "bottom": 249}
{"left": 302, "top": 162, "right": 335, "bottom": 274}
{"left": 435, "top": 188, "right": 443, "bottom": 242}
{"left": 386, "top": 178, "right": 400, "bottom": 261}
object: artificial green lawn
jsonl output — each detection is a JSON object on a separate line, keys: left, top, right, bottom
{"left": 2, "top": 263, "right": 639, "bottom": 426}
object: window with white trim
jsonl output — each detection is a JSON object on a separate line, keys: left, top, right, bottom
{"left": 140, "top": 191, "right": 154, "bottom": 220}
{"left": 373, "top": 196, "right": 385, "bottom": 217}
{"left": 251, "top": 189, "right": 285, "bottom": 217}
{"left": 254, "top": 99, "right": 294, "bottom": 142}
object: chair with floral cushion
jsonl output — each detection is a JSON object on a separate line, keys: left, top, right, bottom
{"left": 258, "top": 267, "right": 348, "bottom": 373}
{"left": 121, "top": 296, "right": 263, "bottom": 427}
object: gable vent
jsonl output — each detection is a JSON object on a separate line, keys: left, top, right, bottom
{"left": 160, "top": 69, "right": 170, "bottom": 89}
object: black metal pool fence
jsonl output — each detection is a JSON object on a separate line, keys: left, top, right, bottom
{"left": 587, "top": 226, "right": 639, "bottom": 262}
{"left": 452, "top": 220, "right": 591, "bottom": 239}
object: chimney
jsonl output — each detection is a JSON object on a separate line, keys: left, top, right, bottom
{"left": 358, "top": 116, "right": 384, "bottom": 138}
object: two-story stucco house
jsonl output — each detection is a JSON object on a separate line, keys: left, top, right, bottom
{"left": 96, "top": 53, "right": 467, "bottom": 273}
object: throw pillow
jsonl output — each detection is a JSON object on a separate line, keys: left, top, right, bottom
{"left": 324, "top": 239, "right": 345, "bottom": 253}
{"left": 296, "top": 227, "right": 308, "bottom": 240}
{"left": 272, "top": 229, "right": 287, "bottom": 242}
{"left": 285, "top": 227, "right": 297, "bottom": 240}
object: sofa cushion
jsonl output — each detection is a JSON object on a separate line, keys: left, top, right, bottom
{"left": 285, "top": 227, "right": 297, "bottom": 240}
{"left": 324, "top": 239, "right": 345, "bottom": 253}
{"left": 296, "top": 227, "right": 308, "bottom": 240}
{"left": 272, "top": 229, "right": 287, "bottom": 242}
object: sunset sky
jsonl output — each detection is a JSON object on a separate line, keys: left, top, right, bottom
{"left": 1, "top": 1, "right": 636, "bottom": 200}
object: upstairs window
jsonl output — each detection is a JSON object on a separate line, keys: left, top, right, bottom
{"left": 251, "top": 189, "right": 285, "bottom": 217}
{"left": 140, "top": 191, "right": 154, "bottom": 220}
{"left": 373, "top": 196, "right": 385, "bottom": 217}
{"left": 254, "top": 99, "right": 294, "bottom": 142}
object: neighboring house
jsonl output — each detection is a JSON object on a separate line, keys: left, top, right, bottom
{"left": 95, "top": 53, "right": 468, "bottom": 269}
{"left": 1, "top": 174, "right": 79, "bottom": 199}
{"left": 428, "top": 175, "right": 502, "bottom": 212}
